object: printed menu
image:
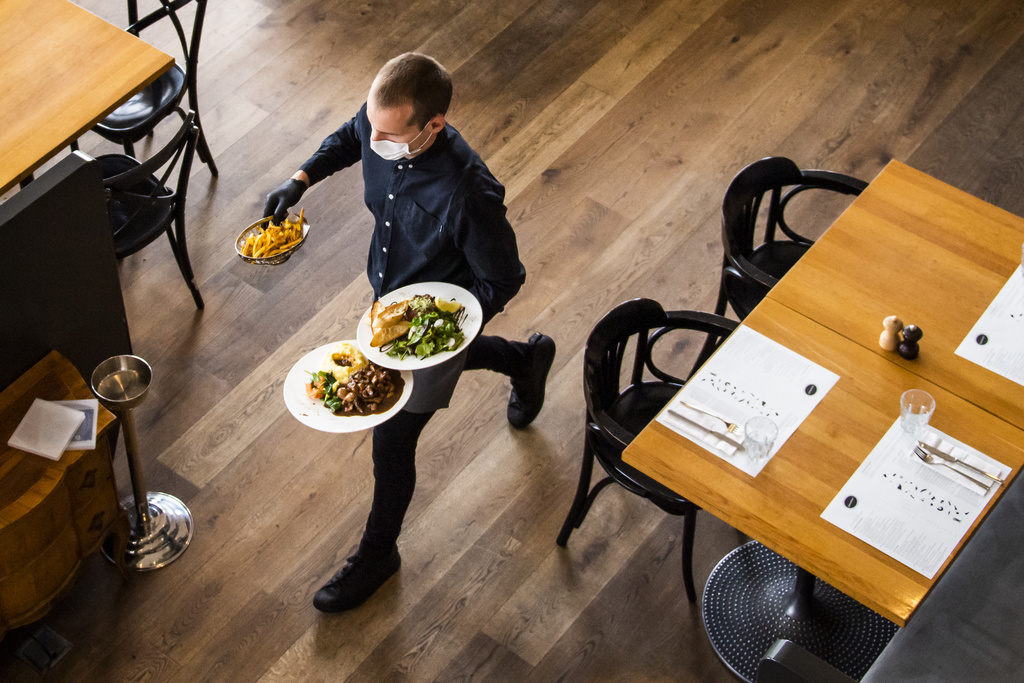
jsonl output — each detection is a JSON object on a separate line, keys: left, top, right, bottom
{"left": 821, "top": 421, "right": 1010, "bottom": 579}
{"left": 657, "top": 326, "right": 839, "bottom": 476}
{"left": 955, "top": 266, "right": 1024, "bottom": 386}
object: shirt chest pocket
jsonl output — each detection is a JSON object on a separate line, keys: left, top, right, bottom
{"left": 396, "top": 199, "right": 448, "bottom": 257}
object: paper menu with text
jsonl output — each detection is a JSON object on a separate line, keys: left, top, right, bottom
{"left": 821, "top": 421, "right": 1008, "bottom": 579}
{"left": 657, "top": 325, "right": 839, "bottom": 476}
{"left": 955, "top": 266, "right": 1024, "bottom": 386}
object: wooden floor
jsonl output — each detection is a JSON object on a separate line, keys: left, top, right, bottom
{"left": 4, "top": 0, "right": 1024, "bottom": 680}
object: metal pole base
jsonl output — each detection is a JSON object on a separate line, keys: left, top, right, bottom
{"left": 104, "top": 492, "right": 194, "bottom": 571}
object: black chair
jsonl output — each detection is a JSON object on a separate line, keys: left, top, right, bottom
{"left": 92, "top": 0, "right": 217, "bottom": 176}
{"left": 557, "top": 298, "right": 737, "bottom": 603}
{"left": 97, "top": 111, "right": 204, "bottom": 309}
{"left": 714, "top": 157, "right": 866, "bottom": 319}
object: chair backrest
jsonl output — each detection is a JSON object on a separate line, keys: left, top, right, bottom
{"left": 584, "top": 298, "right": 737, "bottom": 442}
{"left": 721, "top": 156, "right": 867, "bottom": 261}
{"left": 102, "top": 111, "right": 198, "bottom": 238}
{"left": 126, "top": 0, "right": 208, "bottom": 110}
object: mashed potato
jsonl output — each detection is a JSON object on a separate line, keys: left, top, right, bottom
{"left": 320, "top": 342, "right": 368, "bottom": 385}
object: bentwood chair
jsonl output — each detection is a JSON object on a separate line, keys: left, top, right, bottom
{"left": 714, "top": 157, "right": 866, "bottom": 320}
{"left": 557, "top": 299, "right": 737, "bottom": 603}
{"left": 92, "top": 0, "right": 218, "bottom": 176}
{"left": 97, "top": 111, "right": 204, "bottom": 309}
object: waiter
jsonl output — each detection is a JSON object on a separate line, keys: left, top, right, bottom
{"left": 264, "top": 53, "right": 555, "bottom": 613}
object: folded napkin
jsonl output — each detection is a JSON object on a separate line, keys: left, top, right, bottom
{"left": 662, "top": 404, "right": 743, "bottom": 457}
{"left": 916, "top": 432, "right": 1007, "bottom": 496}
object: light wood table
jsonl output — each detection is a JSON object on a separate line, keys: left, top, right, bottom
{"left": 628, "top": 298, "right": 1024, "bottom": 625}
{"left": 623, "top": 161, "right": 1024, "bottom": 681}
{"left": 768, "top": 160, "right": 1024, "bottom": 427}
{"left": 0, "top": 0, "right": 173, "bottom": 194}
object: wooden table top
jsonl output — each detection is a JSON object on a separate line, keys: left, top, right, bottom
{"left": 624, "top": 161, "right": 1024, "bottom": 627}
{"left": 624, "top": 298, "right": 1024, "bottom": 627}
{"left": 0, "top": 0, "right": 173, "bottom": 194}
{"left": 768, "top": 160, "right": 1024, "bottom": 428}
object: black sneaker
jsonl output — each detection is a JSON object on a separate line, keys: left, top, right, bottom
{"left": 312, "top": 546, "right": 401, "bottom": 613}
{"left": 507, "top": 333, "right": 556, "bottom": 428}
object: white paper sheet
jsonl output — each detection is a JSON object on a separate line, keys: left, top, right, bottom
{"left": 821, "top": 421, "right": 1011, "bottom": 579}
{"left": 955, "top": 266, "right": 1024, "bottom": 386}
{"left": 656, "top": 326, "right": 840, "bottom": 476}
{"left": 7, "top": 398, "right": 85, "bottom": 460}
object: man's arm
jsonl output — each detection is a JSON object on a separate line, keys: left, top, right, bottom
{"left": 456, "top": 186, "right": 527, "bottom": 324}
{"left": 263, "top": 108, "right": 365, "bottom": 221}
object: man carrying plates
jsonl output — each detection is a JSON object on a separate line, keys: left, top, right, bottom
{"left": 264, "top": 53, "right": 555, "bottom": 613}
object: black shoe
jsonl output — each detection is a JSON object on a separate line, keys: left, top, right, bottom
{"left": 312, "top": 546, "right": 401, "bottom": 613}
{"left": 507, "top": 333, "right": 555, "bottom": 428}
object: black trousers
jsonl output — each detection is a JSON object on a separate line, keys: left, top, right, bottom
{"left": 359, "top": 334, "right": 528, "bottom": 557}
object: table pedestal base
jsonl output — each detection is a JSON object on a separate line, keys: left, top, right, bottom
{"left": 702, "top": 541, "right": 898, "bottom": 682}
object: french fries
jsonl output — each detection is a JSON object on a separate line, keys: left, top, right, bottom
{"left": 241, "top": 209, "right": 305, "bottom": 259}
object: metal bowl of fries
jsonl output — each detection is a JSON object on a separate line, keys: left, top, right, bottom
{"left": 235, "top": 211, "right": 309, "bottom": 265}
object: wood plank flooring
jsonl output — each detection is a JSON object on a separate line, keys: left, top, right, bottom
{"left": 4, "top": 0, "right": 1024, "bottom": 680}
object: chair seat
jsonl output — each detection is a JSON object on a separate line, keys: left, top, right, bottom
{"left": 94, "top": 66, "right": 185, "bottom": 140}
{"left": 726, "top": 241, "right": 811, "bottom": 317}
{"left": 591, "top": 381, "right": 690, "bottom": 507}
{"left": 608, "top": 382, "right": 682, "bottom": 436}
{"left": 98, "top": 155, "right": 173, "bottom": 257}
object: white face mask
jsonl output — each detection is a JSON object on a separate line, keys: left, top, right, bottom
{"left": 370, "top": 124, "right": 432, "bottom": 161}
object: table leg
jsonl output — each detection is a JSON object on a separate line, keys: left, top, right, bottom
{"left": 702, "top": 541, "right": 898, "bottom": 682}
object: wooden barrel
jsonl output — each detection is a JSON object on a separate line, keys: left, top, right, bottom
{"left": 0, "top": 352, "right": 127, "bottom": 639}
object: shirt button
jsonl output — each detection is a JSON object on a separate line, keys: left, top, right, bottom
{"left": 378, "top": 272, "right": 383, "bottom": 278}
{"left": 383, "top": 247, "right": 387, "bottom": 253}
{"left": 385, "top": 221, "right": 390, "bottom": 227}
{"left": 388, "top": 193, "right": 394, "bottom": 200}
{"left": 397, "top": 165, "right": 403, "bottom": 170}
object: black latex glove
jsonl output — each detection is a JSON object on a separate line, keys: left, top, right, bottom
{"left": 263, "top": 178, "right": 306, "bottom": 223}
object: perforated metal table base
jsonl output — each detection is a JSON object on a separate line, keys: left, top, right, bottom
{"left": 702, "top": 541, "right": 898, "bottom": 682}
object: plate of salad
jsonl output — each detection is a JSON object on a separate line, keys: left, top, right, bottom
{"left": 356, "top": 281, "right": 482, "bottom": 370}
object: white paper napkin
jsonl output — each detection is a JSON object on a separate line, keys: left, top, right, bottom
{"left": 916, "top": 431, "right": 1008, "bottom": 494}
{"left": 7, "top": 398, "right": 86, "bottom": 460}
{"left": 660, "top": 404, "right": 742, "bottom": 457}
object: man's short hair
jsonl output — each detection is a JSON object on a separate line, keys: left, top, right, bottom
{"left": 372, "top": 53, "right": 453, "bottom": 128}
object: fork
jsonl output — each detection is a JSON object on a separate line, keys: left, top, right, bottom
{"left": 917, "top": 441, "right": 1004, "bottom": 484}
{"left": 913, "top": 445, "right": 991, "bottom": 491}
{"left": 675, "top": 401, "right": 745, "bottom": 440}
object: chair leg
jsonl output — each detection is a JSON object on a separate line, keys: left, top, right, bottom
{"left": 557, "top": 441, "right": 597, "bottom": 546}
{"left": 194, "top": 123, "right": 218, "bottom": 177}
{"left": 165, "top": 224, "right": 204, "bottom": 310}
{"left": 681, "top": 505, "right": 698, "bottom": 603}
{"left": 123, "top": 140, "right": 135, "bottom": 158}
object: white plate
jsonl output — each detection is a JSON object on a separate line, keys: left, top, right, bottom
{"left": 283, "top": 342, "right": 413, "bottom": 433}
{"left": 356, "top": 281, "right": 482, "bottom": 370}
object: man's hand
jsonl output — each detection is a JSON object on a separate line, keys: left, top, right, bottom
{"left": 263, "top": 178, "right": 307, "bottom": 223}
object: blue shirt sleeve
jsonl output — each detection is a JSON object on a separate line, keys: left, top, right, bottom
{"left": 299, "top": 108, "right": 364, "bottom": 186}
{"left": 450, "top": 179, "right": 525, "bottom": 323}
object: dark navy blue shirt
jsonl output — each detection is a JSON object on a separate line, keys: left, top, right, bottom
{"left": 300, "top": 104, "right": 526, "bottom": 323}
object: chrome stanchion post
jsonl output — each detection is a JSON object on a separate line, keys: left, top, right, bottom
{"left": 91, "top": 355, "right": 193, "bottom": 571}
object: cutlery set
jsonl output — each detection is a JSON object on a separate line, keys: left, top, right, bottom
{"left": 912, "top": 441, "right": 1004, "bottom": 492}
{"left": 668, "top": 401, "right": 745, "bottom": 447}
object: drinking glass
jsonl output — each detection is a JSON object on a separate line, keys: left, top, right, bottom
{"left": 744, "top": 416, "right": 778, "bottom": 462}
{"left": 900, "top": 389, "right": 935, "bottom": 435}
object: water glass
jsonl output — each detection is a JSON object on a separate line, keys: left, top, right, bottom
{"left": 900, "top": 389, "right": 935, "bottom": 435}
{"left": 744, "top": 416, "right": 778, "bottom": 462}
